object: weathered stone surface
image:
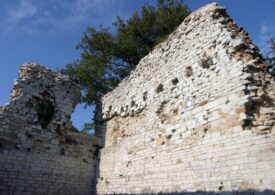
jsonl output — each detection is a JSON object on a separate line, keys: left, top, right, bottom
{"left": 0, "top": 63, "right": 100, "bottom": 194}
{"left": 0, "top": 2, "right": 274, "bottom": 195}
{"left": 96, "top": 3, "right": 275, "bottom": 194}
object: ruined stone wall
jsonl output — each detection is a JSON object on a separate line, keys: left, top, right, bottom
{"left": 0, "top": 64, "right": 100, "bottom": 194}
{"left": 96, "top": 3, "right": 275, "bottom": 194}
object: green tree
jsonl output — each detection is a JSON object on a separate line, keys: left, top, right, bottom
{"left": 61, "top": 0, "right": 190, "bottom": 106}
{"left": 270, "top": 38, "right": 275, "bottom": 75}
{"left": 266, "top": 38, "right": 275, "bottom": 76}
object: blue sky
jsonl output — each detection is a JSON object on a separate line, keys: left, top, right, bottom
{"left": 0, "top": 0, "right": 274, "bottom": 130}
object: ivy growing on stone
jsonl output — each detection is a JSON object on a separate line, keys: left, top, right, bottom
{"left": 34, "top": 93, "right": 55, "bottom": 129}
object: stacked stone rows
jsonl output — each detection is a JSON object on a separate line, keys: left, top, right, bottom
{"left": 97, "top": 3, "right": 275, "bottom": 194}
{"left": 0, "top": 63, "right": 99, "bottom": 194}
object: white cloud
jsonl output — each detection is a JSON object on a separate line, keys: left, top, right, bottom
{"left": 2, "top": 0, "right": 129, "bottom": 35}
{"left": 4, "top": 0, "right": 37, "bottom": 33}
{"left": 261, "top": 23, "right": 268, "bottom": 34}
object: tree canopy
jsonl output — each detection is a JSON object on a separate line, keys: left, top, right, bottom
{"left": 264, "top": 38, "right": 275, "bottom": 76}
{"left": 268, "top": 38, "right": 275, "bottom": 75}
{"left": 61, "top": 0, "right": 190, "bottom": 106}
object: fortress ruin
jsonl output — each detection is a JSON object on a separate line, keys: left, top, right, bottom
{"left": 0, "top": 3, "right": 274, "bottom": 195}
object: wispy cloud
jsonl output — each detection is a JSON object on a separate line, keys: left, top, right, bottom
{"left": 4, "top": 0, "right": 37, "bottom": 33}
{"left": 257, "top": 23, "right": 275, "bottom": 57}
{"left": 1, "top": 0, "right": 129, "bottom": 35}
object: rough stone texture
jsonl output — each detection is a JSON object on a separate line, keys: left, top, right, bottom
{"left": 96, "top": 3, "right": 275, "bottom": 194}
{"left": 1, "top": 3, "right": 275, "bottom": 195}
{"left": 0, "top": 64, "right": 100, "bottom": 194}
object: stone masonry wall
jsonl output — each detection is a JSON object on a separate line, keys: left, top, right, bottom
{"left": 96, "top": 3, "right": 275, "bottom": 194}
{"left": 0, "top": 64, "right": 100, "bottom": 194}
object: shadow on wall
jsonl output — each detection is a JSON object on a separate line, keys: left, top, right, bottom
{"left": 93, "top": 101, "right": 107, "bottom": 194}
{"left": 106, "top": 190, "right": 275, "bottom": 195}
